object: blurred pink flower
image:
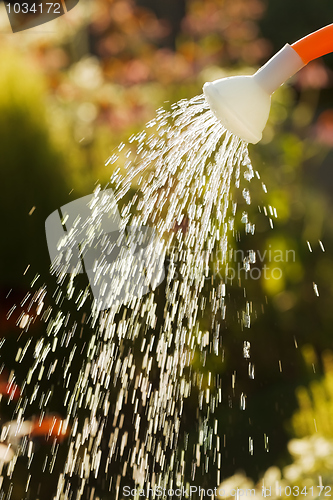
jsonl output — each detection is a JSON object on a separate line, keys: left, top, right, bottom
{"left": 122, "top": 59, "right": 150, "bottom": 84}
{"left": 315, "top": 110, "right": 333, "bottom": 146}
{"left": 152, "top": 49, "right": 192, "bottom": 84}
{"left": 296, "top": 60, "right": 332, "bottom": 90}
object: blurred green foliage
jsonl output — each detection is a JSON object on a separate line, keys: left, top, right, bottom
{"left": 0, "top": 49, "right": 71, "bottom": 285}
{"left": 217, "top": 348, "right": 333, "bottom": 498}
{"left": 291, "top": 348, "right": 333, "bottom": 439}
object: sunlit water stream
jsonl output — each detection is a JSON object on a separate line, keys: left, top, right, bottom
{"left": 3, "top": 94, "right": 268, "bottom": 500}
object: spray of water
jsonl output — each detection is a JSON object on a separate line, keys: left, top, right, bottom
{"left": 2, "top": 94, "right": 262, "bottom": 499}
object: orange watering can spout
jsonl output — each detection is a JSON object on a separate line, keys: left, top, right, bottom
{"left": 292, "top": 24, "right": 333, "bottom": 64}
{"left": 204, "top": 24, "right": 333, "bottom": 144}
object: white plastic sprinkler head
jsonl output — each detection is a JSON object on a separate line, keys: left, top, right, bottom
{"left": 203, "top": 44, "right": 305, "bottom": 144}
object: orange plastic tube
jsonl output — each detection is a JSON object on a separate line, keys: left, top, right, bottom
{"left": 292, "top": 24, "right": 333, "bottom": 64}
